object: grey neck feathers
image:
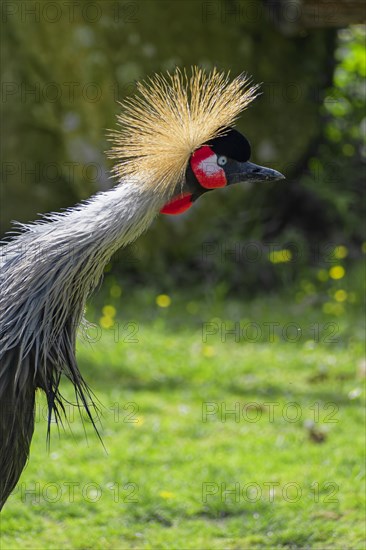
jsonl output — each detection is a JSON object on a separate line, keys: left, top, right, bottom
{"left": 1, "top": 179, "right": 164, "bottom": 360}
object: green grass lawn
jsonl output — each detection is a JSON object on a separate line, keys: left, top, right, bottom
{"left": 1, "top": 289, "right": 365, "bottom": 549}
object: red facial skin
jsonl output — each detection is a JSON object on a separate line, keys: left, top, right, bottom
{"left": 190, "top": 146, "right": 227, "bottom": 189}
{"left": 160, "top": 146, "right": 227, "bottom": 215}
{"left": 160, "top": 192, "right": 193, "bottom": 215}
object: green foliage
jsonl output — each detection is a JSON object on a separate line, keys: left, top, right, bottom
{"left": 303, "top": 26, "right": 365, "bottom": 241}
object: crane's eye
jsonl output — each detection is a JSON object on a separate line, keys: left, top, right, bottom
{"left": 217, "top": 155, "right": 227, "bottom": 166}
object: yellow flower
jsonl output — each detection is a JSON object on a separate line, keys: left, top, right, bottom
{"left": 156, "top": 294, "right": 171, "bottom": 308}
{"left": 333, "top": 245, "right": 348, "bottom": 259}
{"left": 334, "top": 289, "right": 347, "bottom": 302}
{"left": 329, "top": 265, "right": 345, "bottom": 280}
{"left": 100, "top": 316, "right": 114, "bottom": 329}
{"left": 134, "top": 416, "right": 144, "bottom": 427}
{"left": 268, "top": 249, "right": 292, "bottom": 264}
{"left": 202, "top": 345, "right": 216, "bottom": 357}
{"left": 102, "top": 305, "right": 116, "bottom": 317}
{"left": 159, "top": 491, "right": 175, "bottom": 499}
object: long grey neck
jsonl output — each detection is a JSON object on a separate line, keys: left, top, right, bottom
{"left": 1, "top": 180, "right": 167, "bottom": 358}
{"left": 44, "top": 179, "right": 164, "bottom": 256}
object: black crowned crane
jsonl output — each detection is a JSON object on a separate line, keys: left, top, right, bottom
{"left": 0, "top": 67, "right": 284, "bottom": 509}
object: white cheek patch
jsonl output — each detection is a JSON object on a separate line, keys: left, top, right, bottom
{"left": 198, "top": 155, "right": 222, "bottom": 176}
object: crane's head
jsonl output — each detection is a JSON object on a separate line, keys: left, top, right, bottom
{"left": 108, "top": 67, "right": 285, "bottom": 214}
{"left": 161, "top": 127, "right": 284, "bottom": 214}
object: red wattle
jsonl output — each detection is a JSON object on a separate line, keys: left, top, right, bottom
{"left": 160, "top": 192, "right": 193, "bottom": 215}
{"left": 190, "top": 145, "right": 227, "bottom": 189}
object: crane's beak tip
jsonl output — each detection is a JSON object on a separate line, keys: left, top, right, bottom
{"left": 276, "top": 171, "right": 286, "bottom": 181}
{"left": 232, "top": 162, "right": 286, "bottom": 184}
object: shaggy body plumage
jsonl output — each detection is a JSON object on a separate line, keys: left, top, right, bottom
{"left": 0, "top": 181, "right": 167, "bottom": 508}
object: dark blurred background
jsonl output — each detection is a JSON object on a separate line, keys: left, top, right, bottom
{"left": 1, "top": 0, "right": 365, "bottom": 296}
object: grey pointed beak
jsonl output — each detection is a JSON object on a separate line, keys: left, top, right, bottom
{"left": 229, "top": 161, "right": 285, "bottom": 184}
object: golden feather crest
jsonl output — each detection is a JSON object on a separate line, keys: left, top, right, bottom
{"left": 108, "top": 67, "right": 260, "bottom": 196}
